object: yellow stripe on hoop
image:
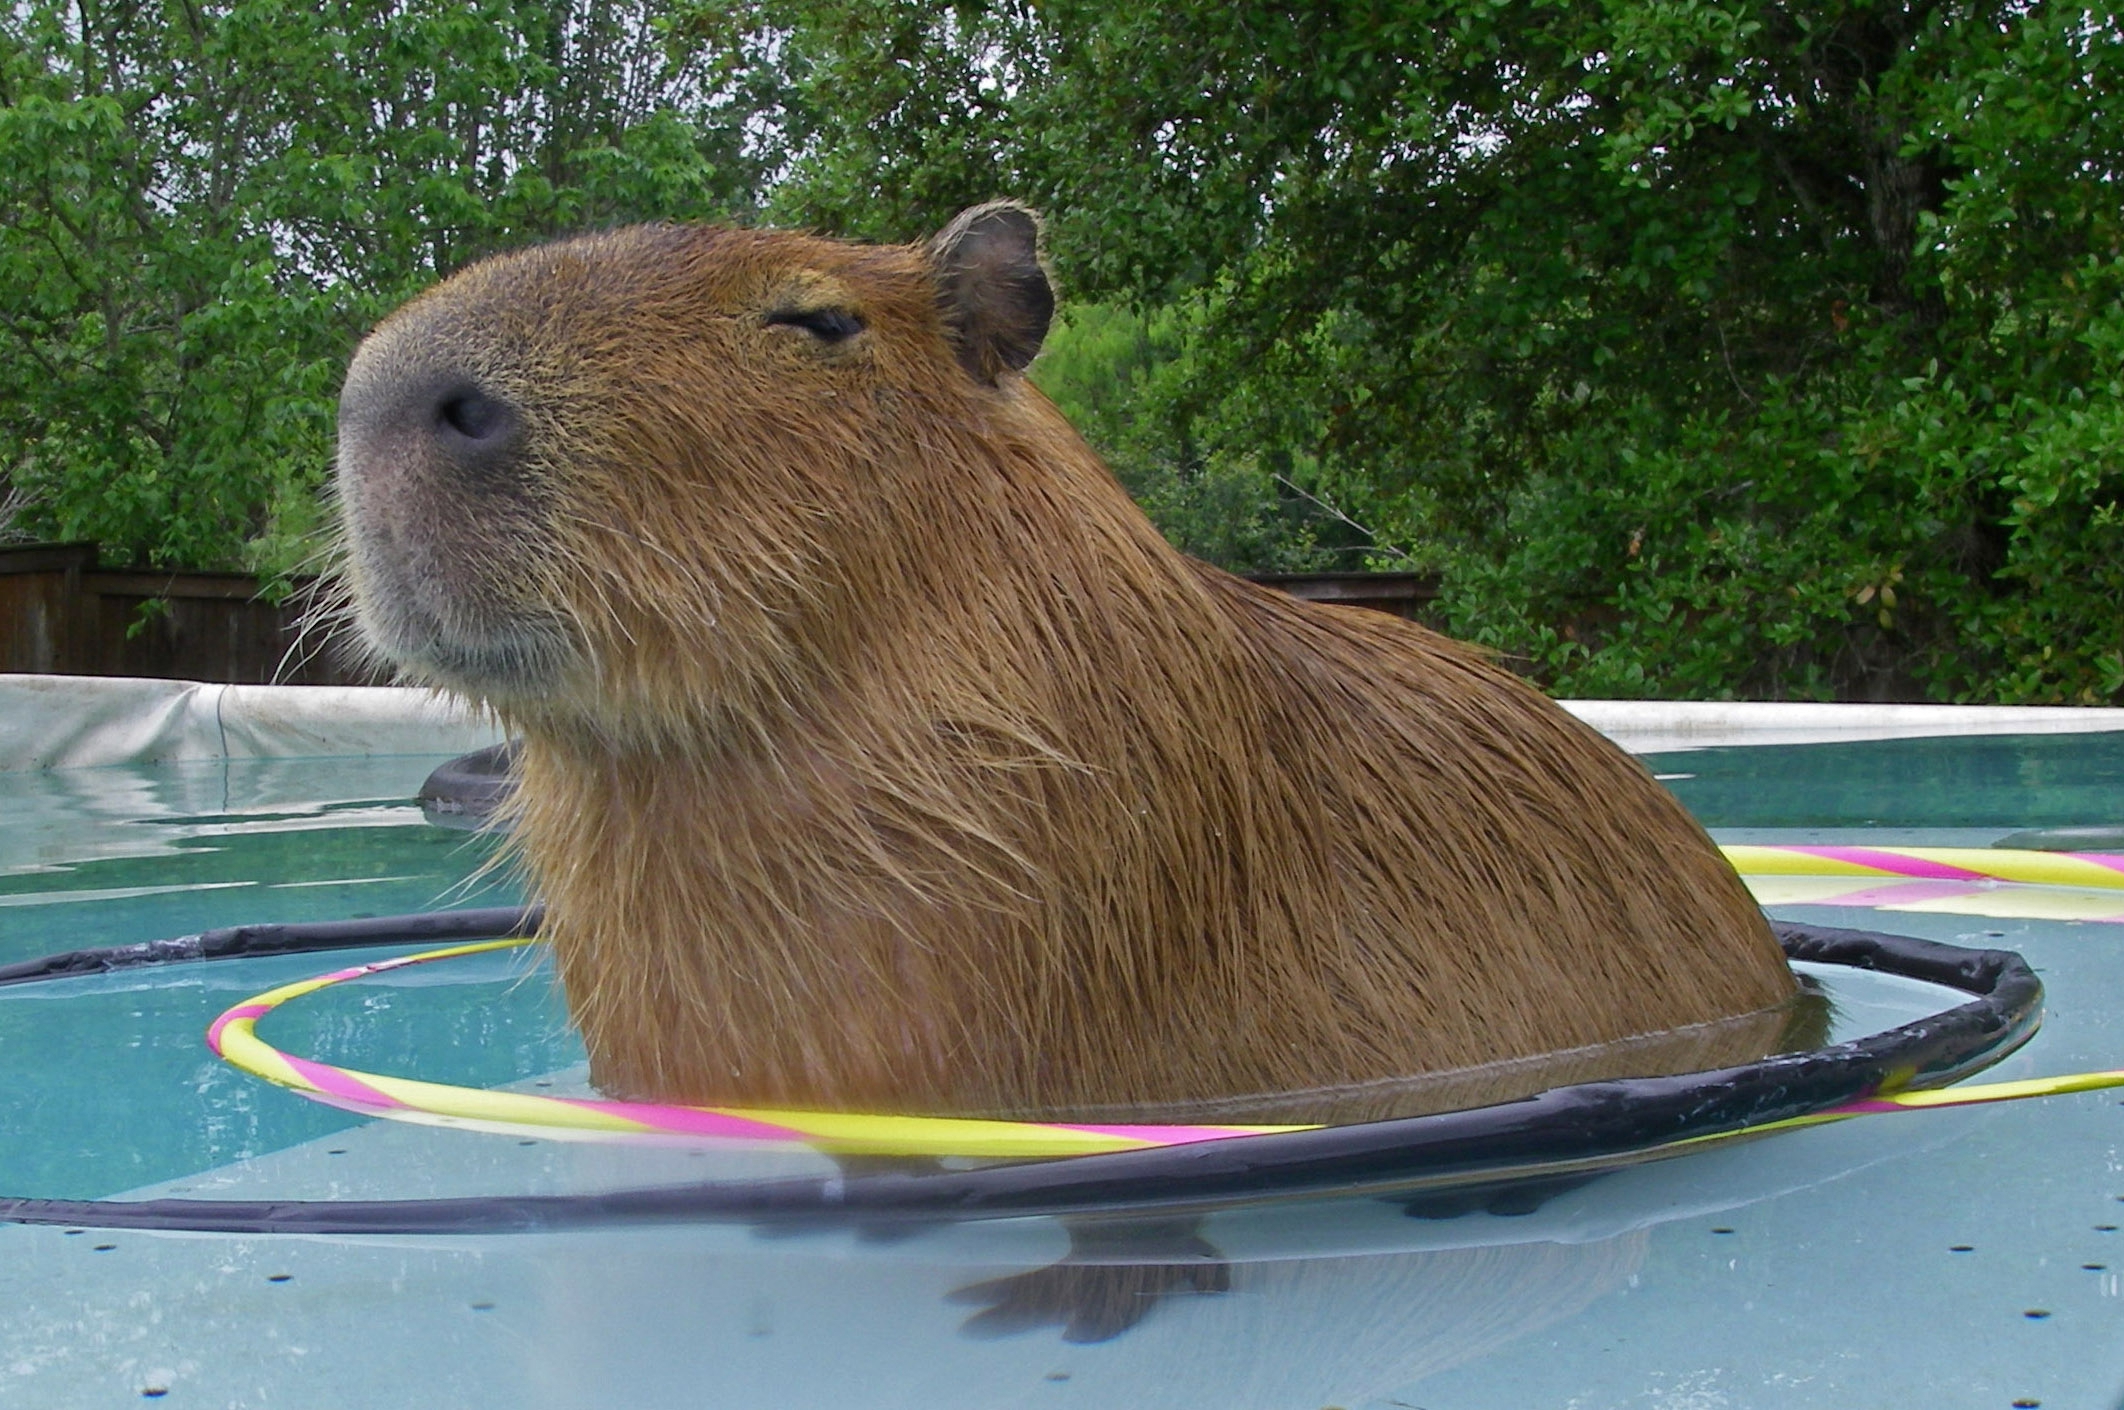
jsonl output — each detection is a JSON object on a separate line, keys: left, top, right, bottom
{"left": 205, "top": 939, "right": 1309, "bottom": 1158}
{"left": 1669, "top": 1067, "right": 2124, "bottom": 1151}
{"left": 1721, "top": 844, "right": 2124, "bottom": 889}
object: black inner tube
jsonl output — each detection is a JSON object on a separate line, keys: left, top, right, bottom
{"left": 417, "top": 740, "right": 519, "bottom": 829}
{"left": 0, "top": 914, "right": 2042, "bottom": 1235}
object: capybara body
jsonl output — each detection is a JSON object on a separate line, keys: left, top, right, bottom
{"left": 335, "top": 205, "right": 1802, "bottom": 1121}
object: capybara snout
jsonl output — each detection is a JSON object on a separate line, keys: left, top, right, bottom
{"left": 335, "top": 292, "right": 569, "bottom": 692}
{"left": 336, "top": 202, "right": 1806, "bottom": 1123}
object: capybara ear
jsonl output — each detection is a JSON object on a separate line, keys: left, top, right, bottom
{"left": 928, "top": 201, "right": 1055, "bottom": 384}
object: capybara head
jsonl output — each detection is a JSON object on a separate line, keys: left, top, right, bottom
{"left": 336, "top": 203, "right": 1056, "bottom": 738}
{"left": 336, "top": 205, "right": 1807, "bottom": 1121}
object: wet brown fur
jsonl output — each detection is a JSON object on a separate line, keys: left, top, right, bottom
{"left": 334, "top": 208, "right": 1803, "bottom": 1122}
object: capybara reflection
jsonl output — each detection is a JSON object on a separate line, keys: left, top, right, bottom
{"left": 335, "top": 203, "right": 1807, "bottom": 1122}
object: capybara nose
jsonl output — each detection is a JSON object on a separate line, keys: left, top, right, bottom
{"left": 339, "top": 362, "right": 526, "bottom": 492}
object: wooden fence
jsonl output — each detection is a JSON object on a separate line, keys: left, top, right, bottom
{"left": 0, "top": 544, "right": 361, "bottom": 685}
{"left": 1249, "top": 571, "right": 1440, "bottom": 622}
{"left": 0, "top": 543, "right": 1440, "bottom": 686}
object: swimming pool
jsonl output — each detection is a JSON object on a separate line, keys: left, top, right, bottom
{"left": 4, "top": 704, "right": 2122, "bottom": 1409}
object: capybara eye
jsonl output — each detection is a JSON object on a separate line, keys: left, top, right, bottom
{"left": 763, "top": 306, "right": 865, "bottom": 343}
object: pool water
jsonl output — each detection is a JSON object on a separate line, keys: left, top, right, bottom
{"left": 1655, "top": 729, "right": 2124, "bottom": 832}
{"left": 0, "top": 755, "right": 521, "bottom": 961}
{"left": 3, "top": 736, "right": 2122, "bottom": 1408}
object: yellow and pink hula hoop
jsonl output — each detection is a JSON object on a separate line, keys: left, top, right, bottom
{"left": 205, "top": 846, "right": 2124, "bottom": 1160}
{"left": 1722, "top": 843, "right": 2124, "bottom": 889}
{"left": 205, "top": 939, "right": 1306, "bottom": 1159}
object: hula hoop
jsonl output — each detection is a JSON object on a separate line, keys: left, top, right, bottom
{"left": 206, "top": 938, "right": 1298, "bottom": 1159}
{"left": 205, "top": 916, "right": 2072, "bottom": 1160}
{"left": 1725, "top": 844, "right": 2124, "bottom": 889}
{"left": 1728, "top": 843, "right": 2124, "bottom": 923}
{"left": 201, "top": 845, "right": 2116, "bottom": 1158}
{"left": 0, "top": 914, "right": 2049, "bottom": 1233}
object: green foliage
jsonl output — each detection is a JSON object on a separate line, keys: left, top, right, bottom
{"left": 5, "top": 0, "right": 2117, "bottom": 702}
{"left": 1031, "top": 301, "right": 1381, "bottom": 572}
{"left": 754, "top": 0, "right": 2124, "bottom": 703}
{"left": 0, "top": 0, "right": 765, "bottom": 576}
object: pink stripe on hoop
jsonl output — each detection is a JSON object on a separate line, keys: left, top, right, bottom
{"left": 313, "top": 950, "right": 441, "bottom": 986}
{"left": 1827, "top": 1096, "right": 1909, "bottom": 1116}
{"left": 1780, "top": 846, "right": 1989, "bottom": 881}
{"left": 282, "top": 1053, "right": 406, "bottom": 1111}
{"left": 319, "top": 959, "right": 408, "bottom": 984}
{"left": 205, "top": 1003, "right": 272, "bottom": 1053}
{"left": 1051, "top": 1122, "right": 1269, "bottom": 1147}
{"left": 557, "top": 1097, "right": 809, "bottom": 1142}
{"left": 2082, "top": 854, "right": 2124, "bottom": 877}
{"left": 1800, "top": 880, "right": 1988, "bottom": 908}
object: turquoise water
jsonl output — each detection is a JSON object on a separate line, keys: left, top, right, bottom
{"left": 1651, "top": 729, "right": 2124, "bottom": 830}
{"left": 3, "top": 736, "right": 2122, "bottom": 1408}
{"left": 0, "top": 756, "right": 551, "bottom": 1202}
{"left": 0, "top": 755, "right": 520, "bottom": 962}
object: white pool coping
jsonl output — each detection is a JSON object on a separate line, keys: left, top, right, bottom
{"left": 1, "top": 673, "right": 2120, "bottom": 770}
{"left": 0, "top": 674, "right": 503, "bottom": 771}
{"left": 1562, "top": 699, "right": 2124, "bottom": 753}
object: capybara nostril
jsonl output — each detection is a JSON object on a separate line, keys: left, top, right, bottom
{"left": 434, "top": 386, "right": 515, "bottom": 447}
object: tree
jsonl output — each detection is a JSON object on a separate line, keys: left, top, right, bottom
{"left": 0, "top": 0, "right": 769, "bottom": 576}
{"left": 753, "top": 0, "right": 2124, "bottom": 703}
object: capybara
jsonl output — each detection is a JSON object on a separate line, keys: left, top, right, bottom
{"left": 333, "top": 203, "right": 1807, "bottom": 1124}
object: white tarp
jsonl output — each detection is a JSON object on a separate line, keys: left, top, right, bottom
{"left": 0, "top": 674, "right": 503, "bottom": 772}
{"left": 1564, "top": 698, "right": 2124, "bottom": 752}
{"left": 1, "top": 672, "right": 2119, "bottom": 772}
